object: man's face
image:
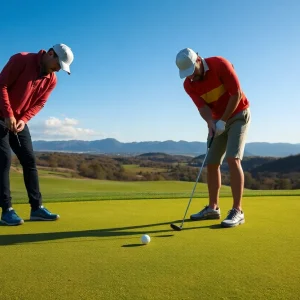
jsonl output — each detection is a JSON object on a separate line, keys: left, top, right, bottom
{"left": 42, "top": 50, "right": 61, "bottom": 74}
{"left": 187, "top": 58, "right": 204, "bottom": 81}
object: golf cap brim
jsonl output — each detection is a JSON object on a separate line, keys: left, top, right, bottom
{"left": 60, "top": 60, "right": 71, "bottom": 75}
{"left": 179, "top": 64, "right": 195, "bottom": 79}
{"left": 52, "top": 43, "right": 74, "bottom": 75}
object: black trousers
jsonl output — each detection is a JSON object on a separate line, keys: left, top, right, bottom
{"left": 0, "top": 119, "right": 42, "bottom": 211}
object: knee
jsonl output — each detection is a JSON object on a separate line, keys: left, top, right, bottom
{"left": 227, "top": 157, "right": 241, "bottom": 168}
{"left": 207, "top": 164, "right": 220, "bottom": 171}
{"left": 20, "top": 152, "right": 36, "bottom": 167}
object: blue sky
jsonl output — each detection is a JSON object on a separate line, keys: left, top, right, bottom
{"left": 0, "top": 0, "right": 299, "bottom": 143}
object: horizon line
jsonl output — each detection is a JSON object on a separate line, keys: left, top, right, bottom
{"left": 31, "top": 138, "right": 300, "bottom": 145}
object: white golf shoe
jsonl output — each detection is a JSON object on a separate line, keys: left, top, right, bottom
{"left": 221, "top": 208, "right": 245, "bottom": 228}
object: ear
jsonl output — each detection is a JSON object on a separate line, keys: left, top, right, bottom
{"left": 47, "top": 49, "right": 55, "bottom": 57}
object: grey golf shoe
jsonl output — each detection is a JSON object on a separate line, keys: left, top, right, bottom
{"left": 221, "top": 208, "right": 245, "bottom": 228}
{"left": 190, "top": 205, "right": 221, "bottom": 220}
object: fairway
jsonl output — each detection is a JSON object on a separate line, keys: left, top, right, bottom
{"left": 0, "top": 196, "right": 299, "bottom": 300}
{"left": 8, "top": 171, "right": 300, "bottom": 203}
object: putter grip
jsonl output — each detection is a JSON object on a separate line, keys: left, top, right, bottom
{"left": 208, "top": 132, "right": 215, "bottom": 148}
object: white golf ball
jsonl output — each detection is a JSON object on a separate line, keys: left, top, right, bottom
{"left": 141, "top": 234, "right": 151, "bottom": 244}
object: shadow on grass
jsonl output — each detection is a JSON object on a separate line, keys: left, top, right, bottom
{"left": 121, "top": 244, "right": 145, "bottom": 248}
{"left": 155, "top": 234, "right": 174, "bottom": 237}
{"left": 0, "top": 219, "right": 222, "bottom": 246}
{"left": 209, "top": 224, "right": 223, "bottom": 229}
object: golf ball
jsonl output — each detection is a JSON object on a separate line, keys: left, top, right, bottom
{"left": 141, "top": 234, "right": 151, "bottom": 244}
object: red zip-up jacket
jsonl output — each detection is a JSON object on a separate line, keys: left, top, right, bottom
{"left": 0, "top": 50, "right": 57, "bottom": 123}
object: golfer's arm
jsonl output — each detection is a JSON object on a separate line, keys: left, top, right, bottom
{"left": 0, "top": 54, "right": 26, "bottom": 118}
{"left": 0, "top": 85, "right": 13, "bottom": 118}
{"left": 198, "top": 105, "right": 214, "bottom": 126}
{"left": 221, "top": 91, "right": 242, "bottom": 122}
{"left": 0, "top": 69, "right": 15, "bottom": 118}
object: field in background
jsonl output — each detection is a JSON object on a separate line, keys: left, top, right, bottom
{"left": 9, "top": 168, "right": 300, "bottom": 204}
{"left": 12, "top": 150, "right": 300, "bottom": 190}
{"left": 123, "top": 164, "right": 167, "bottom": 172}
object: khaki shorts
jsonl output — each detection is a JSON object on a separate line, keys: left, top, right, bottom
{"left": 206, "top": 108, "right": 251, "bottom": 165}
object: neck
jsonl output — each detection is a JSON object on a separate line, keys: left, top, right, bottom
{"left": 199, "top": 59, "right": 204, "bottom": 75}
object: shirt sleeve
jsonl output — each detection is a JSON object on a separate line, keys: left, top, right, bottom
{"left": 0, "top": 53, "right": 26, "bottom": 118}
{"left": 183, "top": 80, "right": 206, "bottom": 109}
{"left": 20, "top": 76, "right": 57, "bottom": 123}
{"left": 218, "top": 57, "right": 241, "bottom": 95}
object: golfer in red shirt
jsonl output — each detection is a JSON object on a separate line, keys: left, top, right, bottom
{"left": 0, "top": 43, "right": 74, "bottom": 225}
{"left": 176, "top": 48, "right": 251, "bottom": 228}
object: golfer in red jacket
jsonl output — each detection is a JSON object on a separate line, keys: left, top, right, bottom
{"left": 0, "top": 43, "right": 74, "bottom": 225}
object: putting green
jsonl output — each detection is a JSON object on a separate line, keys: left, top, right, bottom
{"left": 0, "top": 196, "right": 299, "bottom": 299}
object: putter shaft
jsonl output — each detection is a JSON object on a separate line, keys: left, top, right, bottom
{"left": 170, "top": 134, "right": 215, "bottom": 231}
{"left": 178, "top": 148, "right": 209, "bottom": 227}
{"left": 15, "top": 133, "right": 21, "bottom": 147}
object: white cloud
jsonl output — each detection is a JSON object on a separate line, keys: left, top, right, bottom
{"left": 30, "top": 117, "right": 106, "bottom": 141}
{"left": 45, "top": 117, "right": 79, "bottom": 127}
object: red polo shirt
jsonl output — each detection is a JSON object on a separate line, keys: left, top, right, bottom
{"left": 0, "top": 50, "right": 57, "bottom": 123}
{"left": 183, "top": 56, "right": 249, "bottom": 120}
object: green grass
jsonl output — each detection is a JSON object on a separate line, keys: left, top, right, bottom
{"left": 13, "top": 166, "right": 77, "bottom": 178}
{"left": 0, "top": 196, "right": 299, "bottom": 299}
{"left": 9, "top": 171, "right": 300, "bottom": 204}
{"left": 123, "top": 164, "right": 167, "bottom": 173}
{"left": 37, "top": 169, "right": 76, "bottom": 178}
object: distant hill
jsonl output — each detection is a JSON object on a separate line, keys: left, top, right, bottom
{"left": 32, "top": 138, "right": 300, "bottom": 157}
{"left": 245, "top": 143, "right": 300, "bottom": 157}
{"left": 250, "top": 154, "right": 300, "bottom": 174}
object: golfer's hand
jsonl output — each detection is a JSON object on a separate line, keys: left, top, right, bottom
{"left": 5, "top": 117, "right": 17, "bottom": 133}
{"left": 215, "top": 120, "right": 226, "bottom": 136}
{"left": 208, "top": 121, "right": 216, "bottom": 138}
{"left": 16, "top": 120, "right": 25, "bottom": 132}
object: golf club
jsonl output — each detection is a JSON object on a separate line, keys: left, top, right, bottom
{"left": 15, "top": 133, "right": 21, "bottom": 147}
{"left": 170, "top": 133, "right": 215, "bottom": 231}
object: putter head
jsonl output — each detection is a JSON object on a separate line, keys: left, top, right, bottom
{"left": 170, "top": 223, "right": 182, "bottom": 231}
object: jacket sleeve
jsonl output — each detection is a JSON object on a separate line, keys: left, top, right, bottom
{"left": 0, "top": 53, "right": 26, "bottom": 118}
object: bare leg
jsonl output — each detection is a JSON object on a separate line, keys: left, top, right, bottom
{"left": 227, "top": 158, "right": 244, "bottom": 211}
{"left": 207, "top": 164, "right": 221, "bottom": 210}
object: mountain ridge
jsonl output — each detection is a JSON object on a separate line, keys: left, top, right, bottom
{"left": 32, "top": 138, "right": 300, "bottom": 157}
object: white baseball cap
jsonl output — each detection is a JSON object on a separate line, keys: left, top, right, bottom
{"left": 175, "top": 48, "right": 198, "bottom": 79}
{"left": 53, "top": 43, "right": 74, "bottom": 75}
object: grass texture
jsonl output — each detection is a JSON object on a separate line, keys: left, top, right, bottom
{"left": 0, "top": 196, "right": 299, "bottom": 299}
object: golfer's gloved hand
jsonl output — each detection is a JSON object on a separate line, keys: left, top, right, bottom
{"left": 215, "top": 120, "right": 226, "bottom": 136}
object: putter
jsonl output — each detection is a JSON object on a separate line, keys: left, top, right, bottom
{"left": 170, "top": 133, "right": 215, "bottom": 231}
{"left": 15, "top": 133, "right": 21, "bottom": 147}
